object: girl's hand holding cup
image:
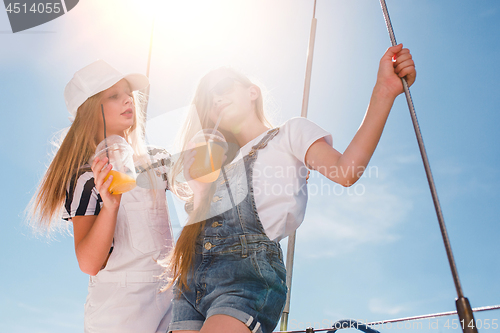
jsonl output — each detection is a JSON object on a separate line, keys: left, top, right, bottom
{"left": 183, "top": 142, "right": 213, "bottom": 196}
{"left": 91, "top": 156, "right": 122, "bottom": 210}
{"left": 183, "top": 140, "right": 228, "bottom": 211}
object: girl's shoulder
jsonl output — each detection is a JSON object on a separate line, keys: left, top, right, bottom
{"left": 277, "top": 117, "right": 332, "bottom": 145}
{"left": 66, "top": 164, "right": 96, "bottom": 195}
{"left": 270, "top": 117, "right": 332, "bottom": 164}
{"left": 279, "top": 116, "right": 324, "bottom": 133}
{"left": 70, "top": 164, "right": 94, "bottom": 185}
{"left": 63, "top": 164, "right": 100, "bottom": 220}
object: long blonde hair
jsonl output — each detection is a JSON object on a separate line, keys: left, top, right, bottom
{"left": 28, "top": 89, "right": 149, "bottom": 234}
{"left": 164, "top": 67, "right": 273, "bottom": 291}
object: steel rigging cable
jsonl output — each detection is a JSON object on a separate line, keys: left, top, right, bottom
{"left": 379, "top": 1, "right": 478, "bottom": 332}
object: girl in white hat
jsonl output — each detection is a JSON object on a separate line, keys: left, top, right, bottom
{"left": 29, "top": 60, "right": 174, "bottom": 333}
{"left": 163, "top": 44, "right": 415, "bottom": 333}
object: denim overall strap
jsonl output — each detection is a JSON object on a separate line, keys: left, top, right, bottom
{"left": 236, "top": 127, "right": 280, "bottom": 237}
{"left": 219, "top": 127, "right": 280, "bottom": 213}
{"left": 247, "top": 128, "right": 280, "bottom": 157}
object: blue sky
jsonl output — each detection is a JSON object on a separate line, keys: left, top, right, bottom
{"left": 1, "top": 0, "right": 499, "bottom": 332}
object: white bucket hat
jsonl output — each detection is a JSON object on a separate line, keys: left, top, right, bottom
{"left": 64, "top": 60, "right": 149, "bottom": 119}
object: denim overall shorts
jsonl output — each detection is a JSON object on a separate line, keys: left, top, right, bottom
{"left": 169, "top": 128, "right": 287, "bottom": 333}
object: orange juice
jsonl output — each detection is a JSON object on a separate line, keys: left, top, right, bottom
{"left": 189, "top": 141, "right": 225, "bottom": 183}
{"left": 105, "top": 170, "right": 137, "bottom": 194}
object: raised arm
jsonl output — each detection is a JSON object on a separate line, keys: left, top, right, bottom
{"left": 305, "top": 44, "right": 416, "bottom": 186}
{"left": 72, "top": 157, "right": 121, "bottom": 276}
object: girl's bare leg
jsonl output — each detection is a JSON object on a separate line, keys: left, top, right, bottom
{"left": 200, "top": 314, "right": 250, "bottom": 333}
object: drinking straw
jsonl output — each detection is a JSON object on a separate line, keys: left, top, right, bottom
{"left": 101, "top": 104, "right": 110, "bottom": 160}
{"left": 211, "top": 110, "right": 224, "bottom": 136}
{"left": 205, "top": 111, "right": 225, "bottom": 173}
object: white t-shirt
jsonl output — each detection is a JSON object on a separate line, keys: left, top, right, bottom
{"left": 237, "top": 117, "right": 332, "bottom": 242}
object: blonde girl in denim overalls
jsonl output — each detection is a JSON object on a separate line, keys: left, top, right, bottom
{"left": 29, "top": 60, "right": 174, "bottom": 333}
{"left": 164, "top": 44, "right": 416, "bottom": 333}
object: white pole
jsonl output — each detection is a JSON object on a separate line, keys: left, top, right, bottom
{"left": 280, "top": 1, "right": 317, "bottom": 331}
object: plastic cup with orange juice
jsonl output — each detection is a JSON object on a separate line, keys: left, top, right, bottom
{"left": 189, "top": 129, "right": 228, "bottom": 183}
{"left": 95, "top": 135, "right": 137, "bottom": 194}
